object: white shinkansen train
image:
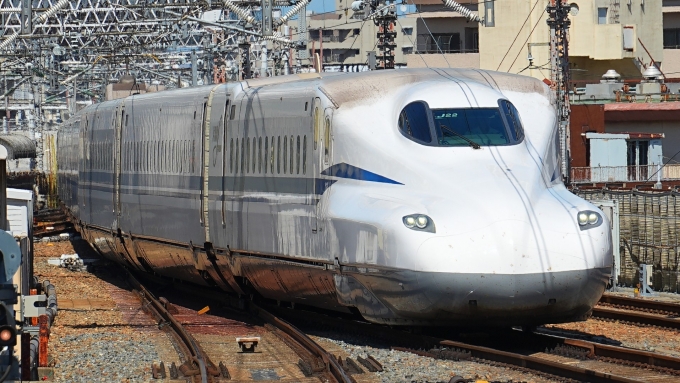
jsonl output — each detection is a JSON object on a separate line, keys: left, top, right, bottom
{"left": 57, "top": 68, "right": 612, "bottom": 326}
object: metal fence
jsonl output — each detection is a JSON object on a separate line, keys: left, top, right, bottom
{"left": 575, "top": 189, "right": 680, "bottom": 292}
{"left": 414, "top": 34, "right": 479, "bottom": 54}
{"left": 571, "top": 164, "right": 680, "bottom": 183}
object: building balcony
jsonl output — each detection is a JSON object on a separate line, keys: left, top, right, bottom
{"left": 570, "top": 164, "right": 680, "bottom": 184}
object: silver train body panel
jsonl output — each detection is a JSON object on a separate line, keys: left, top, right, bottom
{"left": 57, "top": 69, "right": 612, "bottom": 326}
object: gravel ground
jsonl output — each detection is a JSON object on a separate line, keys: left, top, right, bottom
{"left": 310, "top": 331, "right": 562, "bottom": 383}
{"left": 34, "top": 238, "right": 177, "bottom": 383}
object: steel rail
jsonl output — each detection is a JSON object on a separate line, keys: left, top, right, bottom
{"left": 267, "top": 305, "right": 672, "bottom": 382}
{"left": 592, "top": 306, "right": 680, "bottom": 330}
{"left": 439, "top": 339, "right": 641, "bottom": 383}
{"left": 126, "top": 272, "right": 210, "bottom": 383}
{"left": 600, "top": 293, "right": 680, "bottom": 315}
{"left": 535, "top": 327, "right": 680, "bottom": 372}
{"left": 253, "top": 304, "right": 354, "bottom": 383}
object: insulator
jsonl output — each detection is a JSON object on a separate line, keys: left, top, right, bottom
{"left": 261, "top": 33, "right": 294, "bottom": 46}
{"left": 276, "top": 0, "right": 311, "bottom": 26}
{"left": 441, "top": 0, "right": 482, "bottom": 23}
{"left": 36, "top": 0, "right": 70, "bottom": 23}
{"left": 224, "top": 0, "right": 256, "bottom": 24}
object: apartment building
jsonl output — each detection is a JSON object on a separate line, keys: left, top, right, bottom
{"left": 304, "top": 4, "right": 415, "bottom": 69}
{"left": 409, "top": 0, "right": 667, "bottom": 83}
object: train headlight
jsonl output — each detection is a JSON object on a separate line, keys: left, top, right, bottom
{"left": 402, "top": 214, "right": 435, "bottom": 233}
{"left": 577, "top": 210, "right": 602, "bottom": 230}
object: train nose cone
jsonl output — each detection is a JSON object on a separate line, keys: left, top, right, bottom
{"left": 404, "top": 218, "right": 612, "bottom": 326}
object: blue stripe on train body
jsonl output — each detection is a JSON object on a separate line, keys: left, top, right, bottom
{"left": 321, "top": 163, "right": 403, "bottom": 185}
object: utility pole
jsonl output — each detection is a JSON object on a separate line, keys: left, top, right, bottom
{"left": 374, "top": 2, "right": 397, "bottom": 70}
{"left": 547, "top": 0, "right": 571, "bottom": 183}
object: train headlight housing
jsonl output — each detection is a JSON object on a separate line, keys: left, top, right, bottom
{"left": 403, "top": 214, "right": 435, "bottom": 233}
{"left": 577, "top": 210, "right": 602, "bottom": 230}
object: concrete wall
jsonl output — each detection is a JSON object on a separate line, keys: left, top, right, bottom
{"left": 406, "top": 53, "right": 479, "bottom": 68}
{"left": 663, "top": 49, "right": 680, "bottom": 77}
{"left": 480, "top": 0, "right": 663, "bottom": 81}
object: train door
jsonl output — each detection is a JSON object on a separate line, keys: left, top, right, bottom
{"left": 208, "top": 90, "right": 230, "bottom": 245}
{"left": 311, "top": 98, "right": 322, "bottom": 232}
{"left": 113, "top": 101, "right": 124, "bottom": 224}
{"left": 201, "top": 85, "right": 223, "bottom": 244}
{"left": 313, "top": 97, "right": 334, "bottom": 235}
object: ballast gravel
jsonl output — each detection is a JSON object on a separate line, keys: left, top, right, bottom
{"left": 310, "top": 331, "right": 563, "bottom": 383}
{"left": 52, "top": 333, "right": 160, "bottom": 383}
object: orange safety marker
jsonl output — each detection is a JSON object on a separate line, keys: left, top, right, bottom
{"left": 30, "top": 289, "right": 38, "bottom": 326}
{"left": 197, "top": 306, "right": 210, "bottom": 315}
{"left": 38, "top": 314, "right": 50, "bottom": 367}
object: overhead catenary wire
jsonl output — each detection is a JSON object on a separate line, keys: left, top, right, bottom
{"left": 506, "top": 5, "right": 547, "bottom": 73}
{"left": 407, "top": 0, "right": 451, "bottom": 68}
{"left": 496, "top": 0, "right": 541, "bottom": 71}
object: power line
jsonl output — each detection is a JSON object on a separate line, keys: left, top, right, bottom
{"left": 496, "top": 0, "right": 540, "bottom": 71}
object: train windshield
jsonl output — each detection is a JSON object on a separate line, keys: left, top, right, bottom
{"left": 398, "top": 100, "right": 525, "bottom": 147}
{"left": 433, "top": 109, "right": 509, "bottom": 147}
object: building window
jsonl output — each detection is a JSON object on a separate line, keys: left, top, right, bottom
{"left": 664, "top": 28, "right": 680, "bottom": 49}
{"left": 418, "top": 33, "right": 461, "bottom": 53}
{"left": 402, "top": 47, "right": 413, "bottom": 54}
{"left": 402, "top": 27, "right": 413, "bottom": 36}
{"left": 465, "top": 28, "right": 479, "bottom": 53}
{"left": 597, "top": 8, "right": 607, "bottom": 24}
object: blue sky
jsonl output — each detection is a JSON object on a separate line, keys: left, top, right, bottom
{"left": 303, "top": 0, "right": 414, "bottom": 16}
{"left": 307, "top": 0, "right": 337, "bottom": 14}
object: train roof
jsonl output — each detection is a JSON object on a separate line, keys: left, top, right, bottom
{"left": 243, "top": 68, "right": 552, "bottom": 108}
{"left": 75, "top": 68, "right": 550, "bottom": 115}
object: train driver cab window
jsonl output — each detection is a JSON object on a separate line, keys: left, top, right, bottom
{"left": 499, "top": 100, "right": 525, "bottom": 143}
{"left": 398, "top": 102, "right": 432, "bottom": 143}
{"left": 433, "top": 108, "right": 509, "bottom": 146}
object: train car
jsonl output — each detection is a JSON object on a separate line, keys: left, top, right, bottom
{"left": 57, "top": 68, "right": 612, "bottom": 326}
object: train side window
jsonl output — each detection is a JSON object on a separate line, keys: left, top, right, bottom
{"left": 240, "top": 137, "right": 245, "bottom": 174}
{"left": 258, "top": 137, "right": 262, "bottom": 173}
{"left": 271, "top": 136, "right": 275, "bottom": 174}
{"left": 302, "top": 136, "right": 307, "bottom": 174}
{"left": 125, "top": 114, "right": 128, "bottom": 127}
{"left": 277, "top": 136, "right": 281, "bottom": 174}
{"left": 398, "top": 101, "right": 432, "bottom": 143}
{"left": 296, "top": 135, "right": 301, "bottom": 174}
{"left": 499, "top": 100, "right": 525, "bottom": 143}
{"left": 230, "top": 138, "right": 234, "bottom": 173}
{"left": 235, "top": 138, "right": 240, "bottom": 174}
{"left": 290, "top": 136, "right": 294, "bottom": 174}
{"left": 283, "top": 136, "right": 288, "bottom": 174}
{"left": 246, "top": 138, "right": 251, "bottom": 174}
{"left": 230, "top": 105, "right": 236, "bottom": 120}
{"left": 264, "top": 137, "right": 268, "bottom": 174}
{"left": 251, "top": 137, "right": 256, "bottom": 173}
{"left": 324, "top": 117, "right": 331, "bottom": 164}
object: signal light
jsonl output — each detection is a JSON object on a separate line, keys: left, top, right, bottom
{"left": 0, "top": 325, "right": 15, "bottom": 346}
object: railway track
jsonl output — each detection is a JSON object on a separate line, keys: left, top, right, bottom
{"left": 126, "top": 270, "right": 355, "bottom": 383}
{"left": 268, "top": 304, "right": 680, "bottom": 383}
{"left": 593, "top": 293, "right": 680, "bottom": 330}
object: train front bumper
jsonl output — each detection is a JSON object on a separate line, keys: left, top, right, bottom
{"left": 336, "top": 266, "right": 610, "bottom": 326}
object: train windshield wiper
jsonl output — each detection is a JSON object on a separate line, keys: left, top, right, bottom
{"left": 439, "top": 124, "right": 481, "bottom": 149}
